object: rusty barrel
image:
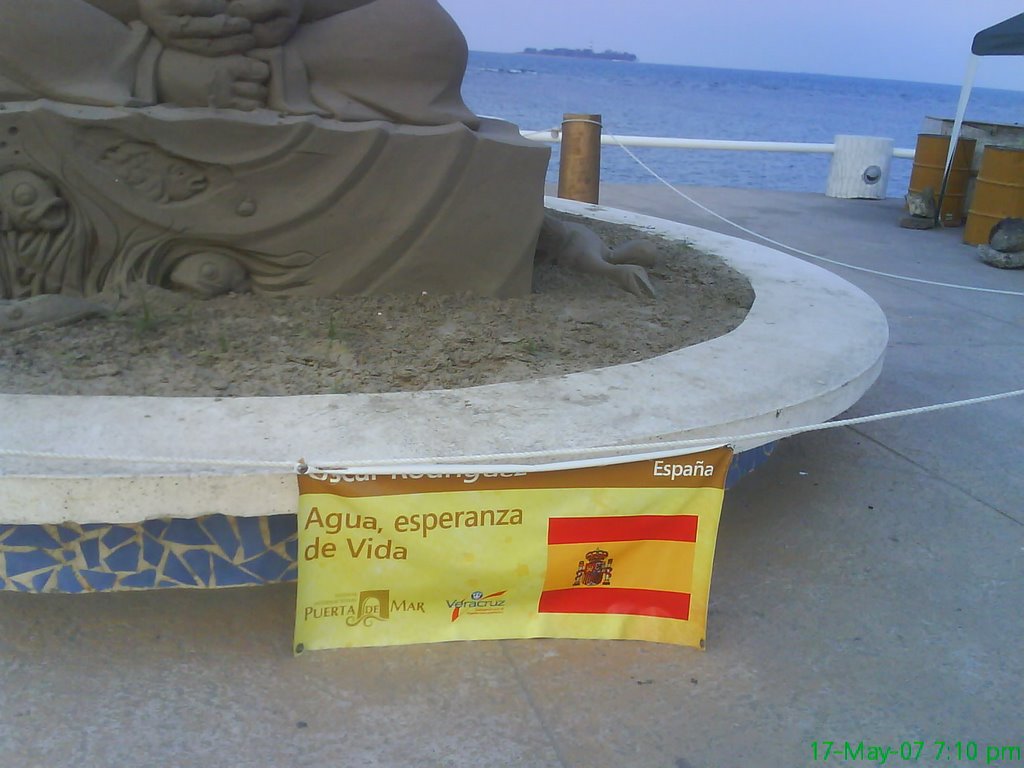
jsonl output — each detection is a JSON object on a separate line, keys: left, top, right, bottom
{"left": 964, "top": 145, "right": 1024, "bottom": 244}
{"left": 907, "top": 134, "right": 975, "bottom": 227}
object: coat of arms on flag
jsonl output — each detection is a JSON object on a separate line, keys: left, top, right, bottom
{"left": 540, "top": 514, "right": 699, "bottom": 621}
{"left": 573, "top": 548, "right": 613, "bottom": 586}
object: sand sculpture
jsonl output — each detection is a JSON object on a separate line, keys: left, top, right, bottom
{"left": 536, "top": 214, "right": 659, "bottom": 298}
{"left": 0, "top": 0, "right": 656, "bottom": 327}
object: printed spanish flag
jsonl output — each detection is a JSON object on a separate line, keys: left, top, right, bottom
{"left": 540, "top": 514, "right": 698, "bottom": 620}
{"left": 295, "top": 447, "right": 731, "bottom": 652}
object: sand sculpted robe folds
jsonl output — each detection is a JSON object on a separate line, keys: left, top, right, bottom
{"left": 0, "top": 0, "right": 549, "bottom": 299}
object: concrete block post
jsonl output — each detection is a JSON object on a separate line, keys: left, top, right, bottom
{"left": 558, "top": 113, "right": 602, "bottom": 204}
{"left": 826, "top": 135, "right": 894, "bottom": 200}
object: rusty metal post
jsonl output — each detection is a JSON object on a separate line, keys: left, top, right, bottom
{"left": 557, "top": 113, "right": 602, "bottom": 204}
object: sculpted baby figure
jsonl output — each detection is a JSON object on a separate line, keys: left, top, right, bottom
{"left": 0, "top": 0, "right": 478, "bottom": 125}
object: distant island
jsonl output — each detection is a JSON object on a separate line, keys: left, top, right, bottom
{"left": 522, "top": 47, "right": 638, "bottom": 62}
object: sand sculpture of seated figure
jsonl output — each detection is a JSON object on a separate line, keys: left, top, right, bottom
{"left": 0, "top": 0, "right": 478, "bottom": 126}
{"left": 0, "top": 0, "right": 661, "bottom": 321}
{"left": 0, "top": 0, "right": 557, "bottom": 310}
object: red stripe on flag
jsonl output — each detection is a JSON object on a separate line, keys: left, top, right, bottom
{"left": 547, "top": 515, "right": 698, "bottom": 545}
{"left": 538, "top": 588, "right": 691, "bottom": 620}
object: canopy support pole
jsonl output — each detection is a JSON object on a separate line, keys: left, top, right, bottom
{"left": 936, "top": 55, "right": 979, "bottom": 226}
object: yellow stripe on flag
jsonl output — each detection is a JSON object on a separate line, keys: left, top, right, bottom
{"left": 543, "top": 540, "right": 695, "bottom": 594}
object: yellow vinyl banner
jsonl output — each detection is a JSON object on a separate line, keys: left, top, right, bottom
{"left": 293, "top": 447, "right": 732, "bottom": 653}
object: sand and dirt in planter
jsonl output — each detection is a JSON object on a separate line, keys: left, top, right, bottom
{"left": 0, "top": 214, "right": 754, "bottom": 397}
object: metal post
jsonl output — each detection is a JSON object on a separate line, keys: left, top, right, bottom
{"left": 557, "top": 113, "right": 602, "bottom": 204}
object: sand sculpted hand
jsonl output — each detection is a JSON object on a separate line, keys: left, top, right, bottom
{"left": 139, "top": 0, "right": 258, "bottom": 56}
{"left": 157, "top": 48, "right": 271, "bottom": 109}
{"left": 225, "top": 0, "right": 304, "bottom": 49}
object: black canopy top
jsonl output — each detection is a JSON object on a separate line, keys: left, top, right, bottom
{"left": 973, "top": 12, "right": 1024, "bottom": 56}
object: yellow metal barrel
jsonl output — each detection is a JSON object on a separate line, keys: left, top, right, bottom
{"left": 965, "top": 145, "right": 1024, "bottom": 245}
{"left": 907, "top": 134, "right": 975, "bottom": 227}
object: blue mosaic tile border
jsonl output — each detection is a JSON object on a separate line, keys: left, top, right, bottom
{"left": 0, "top": 445, "right": 777, "bottom": 593}
{"left": 0, "top": 514, "right": 298, "bottom": 593}
{"left": 726, "top": 442, "right": 777, "bottom": 488}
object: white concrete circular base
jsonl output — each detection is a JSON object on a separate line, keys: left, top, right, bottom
{"left": 0, "top": 198, "right": 889, "bottom": 527}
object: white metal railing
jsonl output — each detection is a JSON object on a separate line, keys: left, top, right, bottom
{"left": 521, "top": 129, "right": 916, "bottom": 159}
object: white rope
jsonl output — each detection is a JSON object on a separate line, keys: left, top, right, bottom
{"left": 561, "top": 118, "right": 603, "bottom": 129}
{"left": 606, "top": 134, "right": 1024, "bottom": 298}
{"left": 306, "top": 387, "right": 1024, "bottom": 473}
{"left": 2, "top": 388, "right": 1021, "bottom": 473}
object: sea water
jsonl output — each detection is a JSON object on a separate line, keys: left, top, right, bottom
{"left": 462, "top": 51, "right": 1024, "bottom": 197}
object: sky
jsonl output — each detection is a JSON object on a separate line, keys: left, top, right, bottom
{"left": 439, "top": 0, "right": 1024, "bottom": 90}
